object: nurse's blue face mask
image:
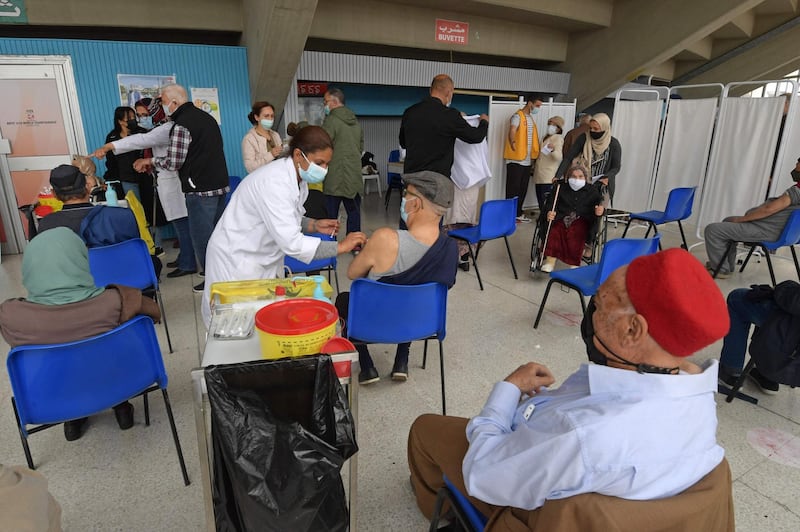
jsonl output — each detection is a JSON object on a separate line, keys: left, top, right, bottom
{"left": 298, "top": 152, "right": 328, "bottom": 184}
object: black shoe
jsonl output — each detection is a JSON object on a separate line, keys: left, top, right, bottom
{"left": 193, "top": 282, "right": 205, "bottom": 293}
{"left": 166, "top": 268, "right": 196, "bottom": 278}
{"left": 358, "top": 366, "right": 380, "bottom": 385}
{"left": 198, "top": 271, "right": 205, "bottom": 277}
{"left": 717, "top": 365, "right": 741, "bottom": 388}
{"left": 113, "top": 402, "right": 134, "bottom": 430}
{"left": 458, "top": 253, "right": 470, "bottom": 272}
{"left": 391, "top": 361, "right": 409, "bottom": 382}
{"left": 748, "top": 368, "right": 779, "bottom": 395}
{"left": 167, "top": 260, "right": 179, "bottom": 268}
{"left": 63, "top": 417, "right": 88, "bottom": 441}
{"left": 154, "top": 247, "right": 166, "bottom": 258}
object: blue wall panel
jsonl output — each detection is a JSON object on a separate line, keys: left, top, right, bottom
{"left": 326, "top": 82, "right": 489, "bottom": 116}
{"left": 0, "top": 38, "right": 251, "bottom": 178}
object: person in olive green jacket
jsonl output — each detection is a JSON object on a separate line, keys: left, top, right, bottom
{"left": 322, "top": 88, "right": 365, "bottom": 239}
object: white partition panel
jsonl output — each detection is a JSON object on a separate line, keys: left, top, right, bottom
{"left": 611, "top": 99, "right": 663, "bottom": 212}
{"left": 697, "top": 96, "right": 785, "bottom": 232}
{"left": 769, "top": 89, "right": 800, "bottom": 197}
{"left": 486, "top": 97, "right": 524, "bottom": 202}
{"left": 652, "top": 98, "right": 718, "bottom": 220}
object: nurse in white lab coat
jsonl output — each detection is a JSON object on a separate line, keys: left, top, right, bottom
{"left": 202, "top": 125, "right": 367, "bottom": 326}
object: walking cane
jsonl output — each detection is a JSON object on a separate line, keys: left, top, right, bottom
{"left": 538, "top": 181, "right": 562, "bottom": 269}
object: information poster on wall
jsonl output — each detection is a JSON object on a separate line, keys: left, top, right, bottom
{"left": 191, "top": 87, "right": 221, "bottom": 125}
{"left": 0, "top": 0, "right": 27, "bottom": 24}
{"left": 117, "top": 74, "right": 176, "bottom": 107}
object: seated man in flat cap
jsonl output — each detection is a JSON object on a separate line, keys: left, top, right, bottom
{"left": 37, "top": 164, "right": 99, "bottom": 235}
{"left": 335, "top": 171, "right": 459, "bottom": 384}
{"left": 409, "top": 249, "right": 735, "bottom": 531}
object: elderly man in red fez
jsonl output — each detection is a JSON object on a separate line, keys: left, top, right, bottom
{"left": 409, "top": 249, "right": 735, "bottom": 531}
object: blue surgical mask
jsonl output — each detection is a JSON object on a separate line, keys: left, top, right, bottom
{"left": 162, "top": 101, "right": 174, "bottom": 117}
{"left": 323, "top": 105, "right": 331, "bottom": 116}
{"left": 400, "top": 197, "right": 409, "bottom": 223}
{"left": 298, "top": 152, "right": 327, "bottom": 184}
{"left": 532, "top": 107, "right": 540, "bottom": 115}
{"left": 137, "top": 116, "right": 153, "bottom": 129}
{"left": 260, "top": 118, "right": 274, "bottom": 129}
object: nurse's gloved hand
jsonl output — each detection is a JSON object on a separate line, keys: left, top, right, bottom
{"left": 338, "top": 232, "right": 367, "bottom": 254}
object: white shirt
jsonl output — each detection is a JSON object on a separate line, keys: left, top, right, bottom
{"left": 451, "top": 115, "right": 492, "bottom": 190}
{"left": 110, "top": 123, "right": 188, "bottom": 221}
{"left": 201, "top": 157, "right": 321, "bottom": 325}
{"left": 463, "top": 360, "right": 724, "bottom": 510}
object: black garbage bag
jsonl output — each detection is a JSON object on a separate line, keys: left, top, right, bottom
{"left": 206, "top": 355, "right": 358, "bottom": 532}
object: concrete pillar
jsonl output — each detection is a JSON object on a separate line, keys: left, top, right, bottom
{"left": 240, "top": 0, "right": 318, "bottom": 117}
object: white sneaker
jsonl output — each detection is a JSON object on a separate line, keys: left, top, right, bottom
{"left": 540, "top": 257, "right": 556, "bottom": 273}
{"left": 516, "top": 215, "right": 532, "bottom": 223}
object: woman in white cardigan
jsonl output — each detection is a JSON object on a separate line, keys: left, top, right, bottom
{"left": 532, "top": 115, "right": 565, "bottom": 210}
{"left": 241, "top": 101, "right": 283, "bottom": 174}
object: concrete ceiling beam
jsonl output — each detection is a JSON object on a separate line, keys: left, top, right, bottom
{"left": 558, "top": 0, "right": 764, "bottom": 109}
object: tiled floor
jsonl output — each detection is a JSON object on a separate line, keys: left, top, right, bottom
{"left": 1, "top": 193, "right": 800, "bottom": 531}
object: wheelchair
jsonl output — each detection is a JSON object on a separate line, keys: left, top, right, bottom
{"left": 529, "top": 180, "right": 610, "bottom": 273}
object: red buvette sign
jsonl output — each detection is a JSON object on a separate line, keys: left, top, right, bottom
{"left": 435, "top": 19, "right": 469, "bottom": 46}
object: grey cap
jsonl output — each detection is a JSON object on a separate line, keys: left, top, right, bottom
{"left": 50, "top": 164, "right": 86, "bottom": 196}
{"left": 402, "top": 171, "right": 454, "bottom": 209}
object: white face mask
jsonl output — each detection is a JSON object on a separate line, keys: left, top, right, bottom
{"left": 568, "top": 178, "right": 586, "bottom": 191}
{"left": 547, "top": 124, "right": 558, "bottom": 136}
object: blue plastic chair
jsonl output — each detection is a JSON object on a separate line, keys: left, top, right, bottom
{"left": 622, "top": 187, "right": 696, "bottom": 250}
{"left": 448, "top": 197, "right": 519, "bottom": 290}
{"left": 88, "top": 238, "right": 172, "bottom": 352}
{"left": 225, "top": 175, "right": 242, "bottom": 206}
{"left": 346, "top": 279, "right": 449, "bottom": 414}
{"left": 384, "top": 149, "right": 404, "bottom": 210}
{"left": 429, "top": 474, "right": 488, "bottom": 531}
{"left": 6, "top": 316, "right": 190, "bottom": 485}
{"left": 534, "top": 237, "right": 660, "bottom": 328}
{"left": 284, "top": 233, "right": 340, "bottom": 292}
{"left": 712, "top": 208, "right": 800, "bottom": 286}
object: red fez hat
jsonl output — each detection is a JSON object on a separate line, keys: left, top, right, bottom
{"left": 625, "top": 249, "right": 729, "bottom": 357}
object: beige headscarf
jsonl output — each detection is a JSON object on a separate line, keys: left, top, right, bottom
{"left": 582, "top": 112, "right": 612, "bottom": 168}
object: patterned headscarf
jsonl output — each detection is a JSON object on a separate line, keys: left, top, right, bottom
{"left": 136, "top": 97, "right": 168, "bottom": 126}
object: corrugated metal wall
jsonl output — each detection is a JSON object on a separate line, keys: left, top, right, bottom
{"left": 360, "top": 117, "right": 402, "bottom": 184}
{"left": 0, "top": 38, "right": 251, "bottom": 178}
{"left": 297, "top": 51, "right": 570, "bottom": 93}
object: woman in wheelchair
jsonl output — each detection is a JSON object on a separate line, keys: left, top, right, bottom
{"left": 539, "top": 165, "right": 604, "bottom": 272}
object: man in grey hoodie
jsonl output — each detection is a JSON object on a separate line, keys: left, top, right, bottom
{"left": 322, "top": 87, "right": 365, "bottom": 239}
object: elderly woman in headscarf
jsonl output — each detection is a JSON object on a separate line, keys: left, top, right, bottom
{"left": 556, "top": 112, "right": 622, "bottom": 203}
{"left": 0, "top": 228, "right": 161, "bottom": 442}
{"left": 93, "top": 98, "right": 197, "bottom": 278}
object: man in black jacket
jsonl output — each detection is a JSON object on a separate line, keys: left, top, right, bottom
{"left": 135, "top": 84, "right": 229, "bottom": 292}
{"left": 399, "top": 74, "right": 489, "bottom": 178}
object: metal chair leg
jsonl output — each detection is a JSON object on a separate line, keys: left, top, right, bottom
{"left": 144, "top": 392, "right": 151, "bottom": 426}
{"left": 534, "top": 279, "right": 556, "bottom": 328}
{"left": 724, "top": 358, "right": 759, "bottom": 405}
{"left": 12, "top": 398, "right": 35, "bottom": 470}
{"left": 161, "top": 388, "right": 190, "bottom": 486}
{"left": 422, "top": 339, "right": 428, "bottom": 369}
{"left": 428, "top": 487, "right": 450, "bottom": 532}
{"left": 677, "top": 221, "right": 688, "bottom": 250}
{"left": 739, "top": 245, "right": 757, "bottom": 273}
{"left": 439, "top": 341, "right": 446, "bottom": 416}
{"left": 156, "top": 289, "right": 174, "bottom": 353}
{"left": 468, "top": 244, "right": 483, "bottom": 290}
{"left": 621, "top": 219, "right": 632, "bottom": 238}
{"left": 792, "top": 246, "right": 800, "bottom": 281}
{"left": 651, "top": 226, "right": 663, "bottom": 250}
{"left": 503, "top": 236, "right": 518, "bottom": 279}
{"left": 763, "top": 247, "right": 777, "bottom": 287}
{"left": 712, "top": 241, "right": 736, "bottom": 278}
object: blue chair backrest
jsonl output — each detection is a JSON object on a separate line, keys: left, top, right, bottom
{"left": 88, "top": 238, "right": 157, "bottom": 290}
{"left": 284, "top": 233, "right": 337, "bottom": 273}
{"left": 7, "top": 316, "right": 167, "bottom": 433}
{"left": 443, "top": 475, "right": 489, "bottom": 530}
{"left": 594, "top": 236, "right": 660, "bottom": 286}
{"left": 663, "top": 187, "right": 696, "bottom": 221}
{"left": 774, "top": 208, "right": 800, "bottom": 246}
{"left": 347, "top": 279, "right": 448, "bottom": 343}
{"left": 388, "top": 149, "right": 400, "bottom": 164}
{"left": 476, "top": 198, "right": 517, "bottom": 240}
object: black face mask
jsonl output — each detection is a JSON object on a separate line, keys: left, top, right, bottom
{"left": 126, "top": 119, "right": 139, "bottom": 131}
{"left": 791, "top": 169, "right": 800, "bottom": 183}
{"left": 590, "top": 130, "right": 604, "bottom": 140}
{"left": 580, "top": 297, "right": 679, "bottom": 375}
